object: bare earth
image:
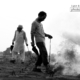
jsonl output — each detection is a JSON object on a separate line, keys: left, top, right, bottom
{"left": 0, "top": 59, "right": 79, "bottom": 80}
{"left": 0, "top": 51, "right": 80, "bottom": 80}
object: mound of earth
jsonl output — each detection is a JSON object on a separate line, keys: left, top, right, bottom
{"left": 0, "top": 48, "right": 79, "bottom": 80}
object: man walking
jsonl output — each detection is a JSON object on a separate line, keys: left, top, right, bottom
{"left": 31, "top": 11, "right": 53, "bottom": 73}
{"left": 10, "top": 25, "right": 28, "bottom": 64}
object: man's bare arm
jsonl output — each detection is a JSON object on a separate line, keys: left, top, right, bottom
{"left": 31, "top": 22, "right": 37, "bottom": 46}
{"left": 44, "top": 33, "right": 49, "bottom": 37}
{"left": 44, "top": 33, "right": 53, "bottom": 39}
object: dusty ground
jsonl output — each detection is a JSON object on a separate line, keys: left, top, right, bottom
{"left": 0, "top": 58, "right": 78, "bottom": 80}
{"left": 0, "top": 51, "right": 79, "bottom": 80}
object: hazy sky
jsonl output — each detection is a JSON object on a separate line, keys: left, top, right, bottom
{"left": 0, "top": 0, "right": 80, "bottom": 54}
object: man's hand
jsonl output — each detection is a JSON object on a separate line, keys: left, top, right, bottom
{"left": 48, "top": 35, "right": 53, "bottom": 39}
{"left": 26, "top": 43, "right": 28, "bottom": 46}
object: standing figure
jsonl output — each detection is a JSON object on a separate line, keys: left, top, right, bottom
{"left": 31, "top": 11, "right": 53, "bottom": 73}
{"left": 10, "top": 25, "right": 28, "bottom": 64}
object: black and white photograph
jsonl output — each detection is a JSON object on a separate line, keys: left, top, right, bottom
{"left": 0, "top": 0, "right": 80, "bottom": 80}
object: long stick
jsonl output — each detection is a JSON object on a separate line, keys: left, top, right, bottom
{"left": 49, "top": 39, "right": 51, "bottom": 63}
{"left": 27, "top": 46, "right": 29, "bottom": 51}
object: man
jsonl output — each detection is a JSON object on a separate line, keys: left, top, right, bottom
{"left": 31, "top": 11, "right": 53, "bottom": 73}
{"left": 10, "top": 25, "right": 28, "bottom": 64}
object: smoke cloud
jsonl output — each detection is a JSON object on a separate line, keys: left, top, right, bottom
{"left": 63, "top": 32, "right": 80, "bottom": 45}
{"left": 51, "top": 33, "right": 80, "bottom": 76}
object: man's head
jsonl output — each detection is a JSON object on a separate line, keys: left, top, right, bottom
{"left": 37, "top": 11, "right": 47, "bottom": 22}
{"left": 17, "top": 25, "right": 23, "bottom": 32}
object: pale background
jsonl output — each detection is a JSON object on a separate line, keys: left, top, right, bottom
{"left": 0, "top": 0, "right": 80, "bottom": 55}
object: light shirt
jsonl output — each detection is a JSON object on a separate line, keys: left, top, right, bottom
{"left": 12, "top": 30, "right": 27, "bottom": 52}
{"left": 31, "top": 20, "right": 45, "bottom": 43}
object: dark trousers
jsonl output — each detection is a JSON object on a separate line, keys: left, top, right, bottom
{"left": 35, "top": 42, "right": 49, "bottom": 67}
